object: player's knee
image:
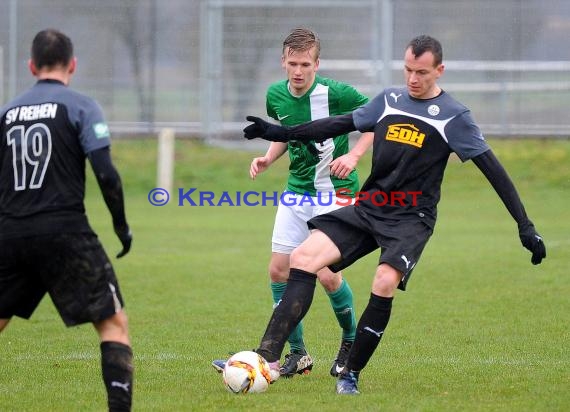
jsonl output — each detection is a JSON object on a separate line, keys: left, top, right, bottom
{"left": 317, "top": 270, "right": 342, "bottom": 292}
{"left": 95, "top": 311, "right": 130, "bottom": 345}
{"left": 289, "top": 247, "right": 313, "bottom": 271}
{"left": 372, "top": 265, "right": 401, "bottom": 296}
{"left": 268, "top": 262, "right": 289, "bottom": 283}
{"left": 268, "top": 269, "right": 288, "bottom": 283}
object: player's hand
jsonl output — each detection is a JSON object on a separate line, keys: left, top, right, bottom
{"left": 250, "top": 156, "right": 271, "bottom": 179}
{"left": 518, "top": 221, "right": 546, "bottom": 265}
{"left": 330, "top": 153, "right": 358, "bottom": 179}
{"left": 114, "top": 224, "right": 132, "bottom": 258}
{"left": 244, "top": 116, "right": 289, "bottom": 142}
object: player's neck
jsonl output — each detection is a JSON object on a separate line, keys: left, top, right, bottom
{"left": 426, "top": 85, "right": 442, "bottom": 99}
{"left": 36, "top": 70, "right": 70, "bottom": 86}
{"left": 287, "top": 81, "right": 313, "bottom": 97}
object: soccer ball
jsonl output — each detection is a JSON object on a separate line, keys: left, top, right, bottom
{"left": 222, "top": 351, "right": 272, "bottom": 394}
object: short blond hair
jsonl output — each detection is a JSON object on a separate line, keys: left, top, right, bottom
{"left": 282, "top": 27, "right": 320, "bottom": 59}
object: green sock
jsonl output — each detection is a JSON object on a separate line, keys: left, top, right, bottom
{"left": 271, "top": 281, "right": 305, "bottom": 353}
{"left": 327, "top": 278, "right": 356, "bottom": 341}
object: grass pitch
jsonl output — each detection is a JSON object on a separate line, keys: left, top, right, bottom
{"left": 1, "top": 138, "right": 568, "bottom": 411}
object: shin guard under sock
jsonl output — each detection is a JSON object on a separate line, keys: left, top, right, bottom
{"left": 257, "top": 268, "right": 317, "bottom": 362}
{"left": 327, "top": 278, "right": 357, "bottom": 341}
{"left": 346, "top": 294, "right": 393, "bottom": 372}
{"left": 101, "top": 341, "right": 134, "bottom": 412}
{"left": 271, "top": 281, "right": 305, "bottom": 353}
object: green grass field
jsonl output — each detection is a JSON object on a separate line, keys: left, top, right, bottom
{"left": 1, "top": 138, "right": 569, "bottom": 412}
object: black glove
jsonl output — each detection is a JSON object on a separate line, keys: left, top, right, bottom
{"left": 518, "top": 221, "right": 546, "bottom": 265}
{"left": 114, "top": 224, "right": 132, "bottom": 258}
{"left": 243, "top": 116, "right": 290, "bottom": 142}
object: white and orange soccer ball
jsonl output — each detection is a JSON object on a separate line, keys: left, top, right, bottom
{"left": 222, "top": 351, "right": 272, "bottom": 394}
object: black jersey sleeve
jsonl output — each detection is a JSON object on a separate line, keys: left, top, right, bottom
{"left": 473, "top": 149, "right": 546, "bottom": 264}
{"left": 88, "top": 148, "right": 128, "bottom": 229}
{"left": 89, "top": 147, "right": 132, "bottom": 257}
{"left": 472, "top": 149, "right": 530, "bottom": 226}
{"left": 243, "top": 114, "right": 356, "bottom": 143}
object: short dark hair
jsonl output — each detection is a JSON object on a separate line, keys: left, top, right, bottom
{"left": 407, "top": 35, "right": 443, "bottom": 66}
{"left": 31, "top": 29, "right": 74, "bottom": 69}
{"left": 282, "top": 27, "right": 321, "bottom": 60}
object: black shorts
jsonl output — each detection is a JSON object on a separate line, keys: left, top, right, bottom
{"left": 307, "top": 206, "right": 433, "bottom": 290}
{"left": 0, "top": 232, "right": 124, "bottom": 326}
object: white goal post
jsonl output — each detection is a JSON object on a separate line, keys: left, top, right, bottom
{"left": 157, "top": 128, "right": 175, "bottom": 193}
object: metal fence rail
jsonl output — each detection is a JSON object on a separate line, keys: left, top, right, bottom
{"left": 1, "top": 0, "right": 569, "bottom": 138}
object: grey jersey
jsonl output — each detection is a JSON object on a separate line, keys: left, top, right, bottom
{"left": 0, "top": 79, "right": 111, "bottom": 238}
{"left": 352, "top": 87, "right": 489, "bottom": 226}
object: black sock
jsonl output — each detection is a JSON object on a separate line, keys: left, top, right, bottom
{"left": 257, "top": 268, "right": 317, "bottom": 362}
{"left": 101, "top": 341, "right": 134, "bottom": 412}
{"left": 346, "top": 293, "right": 393, "bottom": 372}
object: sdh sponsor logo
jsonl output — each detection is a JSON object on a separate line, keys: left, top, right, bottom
{"left": 386, "top": 123, "right": 425, "bottom": 148}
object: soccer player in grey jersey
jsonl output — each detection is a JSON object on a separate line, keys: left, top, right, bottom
{"left": 0, "top": 29, "right": 133, "bottom": 411}
{"left": 243, "top": 35, "right": 546, "bottom": 395}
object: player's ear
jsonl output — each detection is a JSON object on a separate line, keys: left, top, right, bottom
{"left": 436, "top": 63, "right": 444, "bottom": 79}
{"left": 68, "top": 57, "right": 77, "bottom": 75}
{"left": 314, "top": 58, "right": 320, "bottom": 71}
{"left": 28, "top": 59, "right": 38, "bottom": 76}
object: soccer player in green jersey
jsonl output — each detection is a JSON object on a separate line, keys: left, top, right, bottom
{"left": 213, "top": 27, "right": 373, "bottom": 378}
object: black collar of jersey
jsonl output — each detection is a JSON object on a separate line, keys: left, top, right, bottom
{"left": 37, "top": 78, "right": 66, "bottom": 86}
{"left": 408, "top": 89, "right": 445, "bottom": 102}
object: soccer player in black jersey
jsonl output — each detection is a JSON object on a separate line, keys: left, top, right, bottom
{"left": 0, "top": 29, "right": 133, "bottom": 410}
{"left": 243, "top": 35, "right": 546, "bottom": 395}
